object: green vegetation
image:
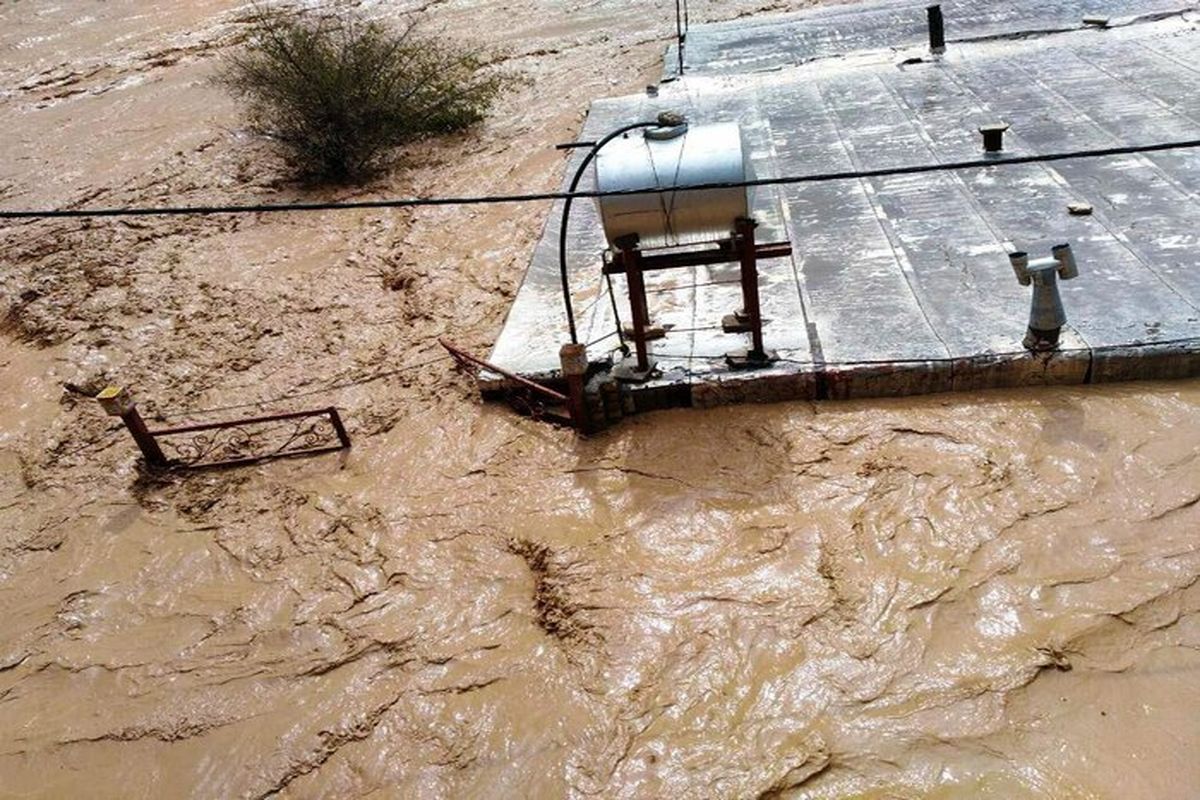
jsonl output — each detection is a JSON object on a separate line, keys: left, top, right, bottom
{"left": 222, "top": 6, "right": 514, "bottom": 183}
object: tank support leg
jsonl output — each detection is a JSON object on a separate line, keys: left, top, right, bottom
{"left": 621, "top": 243, "right": 653, "bottom": 373}
{"left": 737, "top": 217, "right": 767, "bottom": 361}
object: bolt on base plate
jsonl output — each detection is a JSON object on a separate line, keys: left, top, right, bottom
{"left": 721, "top": 311, "right": 772, "bottom": 334}
{"left": 725, "top": 348, "right": 778, "bottom": 370}
{"left": 722, "top": 312, "right": 751, "bottom": 333}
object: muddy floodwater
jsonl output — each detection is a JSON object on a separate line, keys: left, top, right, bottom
{"left": 2, "top": 1, "right": 1199, "bottom": 798}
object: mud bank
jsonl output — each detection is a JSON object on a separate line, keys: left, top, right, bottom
{"left": 2, "top": 1, "right": 1198, "bottom": 798}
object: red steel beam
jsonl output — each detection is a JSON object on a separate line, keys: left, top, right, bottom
{"left": 440, "top": 339, "right": 569, "bottom": 404}
{"left": 604, "top": 241, "right": 792, "bottom": 275}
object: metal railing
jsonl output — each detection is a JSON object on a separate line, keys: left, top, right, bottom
{"left": 148, "top": 407, "right": 351, "bottom": 469}
{"left": 97, "top": 386, "right": 351, "bottom": 470}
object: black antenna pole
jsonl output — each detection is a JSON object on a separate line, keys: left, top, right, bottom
{"left": 675, "top": 0, "right": 685, "bottom": 75}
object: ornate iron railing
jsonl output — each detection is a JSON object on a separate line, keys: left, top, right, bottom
{"left": 148, "top": 407, "right": 351, "bottom": 469}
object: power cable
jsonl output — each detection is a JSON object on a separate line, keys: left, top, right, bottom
{"left": 154, "top": 353, "right": 450, "bottom": 421}
{"left": 604, "top": 272, "right": 629, "bottom": 355}
{"left": 3, "top": 138, "right": 1198, "bottom": 221}
{"left": 59, "top": 426, "right": 127, "bottom": 458}
{"left": 645, "top": 277, "right": 741, "bottom": 293}
{"left": 586, "top": 329, "right": 621, "bottom": 348}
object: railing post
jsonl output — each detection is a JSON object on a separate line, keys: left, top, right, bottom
{"left": 96, "top": 386, "right": 169, "bottom": 469}
{"left": 559, "top": 343, "right": 589, "bottom": 433}
{"left": 618, "top": 237, "right": 652, "bottom": 373}
{"left": 326, "top": 407, "right": 352, "bottom": 449}
{"left": 736, "top": 217, "right": 766, "bottom": 360}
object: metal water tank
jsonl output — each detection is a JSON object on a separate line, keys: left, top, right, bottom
{"left": 593, "top": 122, "right": 751, "bottom": 248}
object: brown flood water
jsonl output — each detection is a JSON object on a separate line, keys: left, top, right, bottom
{"left": 2, "top": 1, "right": 1199, "bottom": 798}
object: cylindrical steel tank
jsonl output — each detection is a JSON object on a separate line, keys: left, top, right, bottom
{"left": 593, "top": 122, "right": 751, "bottom": 248}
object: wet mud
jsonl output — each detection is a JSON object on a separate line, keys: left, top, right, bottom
{"left": 2, "top": 1, "right": 1199, "bottom": 798}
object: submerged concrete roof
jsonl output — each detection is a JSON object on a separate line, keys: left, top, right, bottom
{"left": 488, "top": 0, "right": 1200, "bottom": 405}
{"left": 664, "top": 0, "right": 1193, "bottom": 77}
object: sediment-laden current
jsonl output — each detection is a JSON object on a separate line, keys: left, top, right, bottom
{"left": 1, "top": 1, "right": 1198, "bottom": 798}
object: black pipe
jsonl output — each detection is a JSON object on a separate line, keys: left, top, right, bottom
{"left": 558, "top": 121, "right": 658, "bottom": 344}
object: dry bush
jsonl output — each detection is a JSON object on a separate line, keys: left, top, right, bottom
{"left": 222, "top": 5, "right": 514, "bottom": 182}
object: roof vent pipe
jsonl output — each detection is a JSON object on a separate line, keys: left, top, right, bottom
{"left": 1010, "top": 243, "right": 1079, "bottom": 351}
{"left": 980, "top": 123, "right": 1010, "bottom": 153}
{"left": 928, "top": 5, "right": 946, "bottom": 54}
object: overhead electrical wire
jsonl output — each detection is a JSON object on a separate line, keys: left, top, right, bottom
{"left": 3, "top": 137, "right": 1199, "bottom": 221}
{"left": 153, "top": 352, "right": 451, "bottom": 422}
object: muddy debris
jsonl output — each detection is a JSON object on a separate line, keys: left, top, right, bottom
{"left": 1, "top": 0, "right": 1199, "bottom": 798}
{"left": 509, "top": 537, "right": 601, "bottom": 651}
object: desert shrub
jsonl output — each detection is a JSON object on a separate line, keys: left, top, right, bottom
{"left": 222, "top": 5, "right": 513, "bottom": 182}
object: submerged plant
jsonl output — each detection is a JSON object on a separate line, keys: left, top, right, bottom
{"left": 222, "top": 5, "right": 514, "bottom": 183}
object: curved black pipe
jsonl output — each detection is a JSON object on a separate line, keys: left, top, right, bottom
{"left": 559, "top": 121, "right": 659, "bottom": 344}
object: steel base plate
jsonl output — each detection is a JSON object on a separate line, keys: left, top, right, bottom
{"left": 722, "top": 312, "right": 751, "bottom": 333}
{"left": 612, "top": 356, "right": 659, "bottom": 383}
{"left": 725, "top": 348, "right": 778, "bottom": 370}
